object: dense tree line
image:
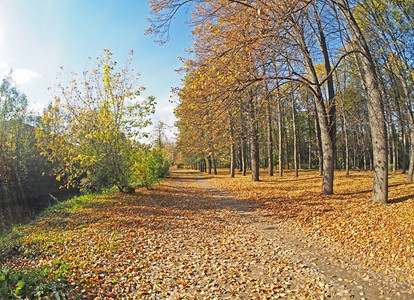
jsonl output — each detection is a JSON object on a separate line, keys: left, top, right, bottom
{"left": 0, "top": 73, "right": 59, "bottom": 231}
{"left": 148, "top": 0, "right": 414, "bottom": 203}
{"left": 0, "top": 50, "right": 170, "bottom": 231}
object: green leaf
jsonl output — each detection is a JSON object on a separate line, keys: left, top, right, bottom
{"left": 16, "top": 280, "right": 25, "bottom": 288}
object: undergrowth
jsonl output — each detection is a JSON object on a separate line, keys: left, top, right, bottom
{"left": 0, "top": 192, "right": 108, "bottom": 299}
{"left": 0, "top": 267, "right": 68, "bottom": 299}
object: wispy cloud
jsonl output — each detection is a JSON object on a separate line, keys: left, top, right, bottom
{"left": 0, "top": 62, "right": 42, "bottom": 86}
{"left": 12, "top": 68, "right": 42, "bottom": 85}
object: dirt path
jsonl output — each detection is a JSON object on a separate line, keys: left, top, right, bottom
{"left": 181, "top": 170, "right": 413, "bottom": 299}
{"left": 7, "top": 169, "right": 411, "bottom": 299}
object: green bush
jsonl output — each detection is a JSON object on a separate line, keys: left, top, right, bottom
{"left": 0, "top": 267, "right": 68, "bottom": 299}
{"left": 133, "top": 148, "right": 170, "bottom": 188}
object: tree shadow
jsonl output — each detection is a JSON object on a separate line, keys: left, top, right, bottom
{"left": 339, "top": 183, "right": 401, "bottom": 196}
{"left": 388, "top": 194, "right": 414, "bottom": 204}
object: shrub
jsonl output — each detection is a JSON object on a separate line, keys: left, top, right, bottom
{"left": 133, "top": 148, "right": 170, "bottom": 188}
{"left": 0, "top": 267, "right": 68, "bottom": 299}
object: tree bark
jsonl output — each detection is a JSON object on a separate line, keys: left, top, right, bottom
{"left": 335, "top": 0, "right": 388, "bottom": 203}
{"left": 314, "top": 104, "right": 323, "bottom": 176}
{"left": 292, "top": 94, "right": 299, "bottom": 177}
{"left": 262, "top": 64, "right": 274, "bottom": 177}
{"left": 307, "top": 100, "right": 313, "bottom": 169}
{"left": 266, "top": 93, "right": 274, "bottom": 176}
{"left": 277, "top": 91, "right": 283, "bottom": 177}
{"left": 248, "top": 93, "right": 260, "bottom": 181}
{"left": 240, "top": 110, "right": 247, "bottom": 176}
{"left": 408, "top": 125, "right": 414, "bottom": 181}
{"left": 292, "top": 19, "right": 334, "bottom": 194}
{"left": 229, "top": 116, "right": 236, "bottom": 177}
{"left": 341, "top": 96, "right": 349, "bottom": 175}
{"left": 212, "top": 146, "right": 217, "bottom": 175}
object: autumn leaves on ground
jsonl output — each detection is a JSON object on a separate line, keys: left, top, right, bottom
{"left": 1, "top": 169, "right": 414, "bottom": 299}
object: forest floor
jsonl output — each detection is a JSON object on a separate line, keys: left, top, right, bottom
{"left": 1, "top": 168, "right": 414, "bottom": 299}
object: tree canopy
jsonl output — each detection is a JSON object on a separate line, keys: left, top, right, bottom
{"left": 149, "top": 0, "right": 414, "bottom": 203}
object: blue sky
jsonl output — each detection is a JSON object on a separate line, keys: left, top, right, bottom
{"left": 0, "top": 0, "right": 193, "bottom": 138}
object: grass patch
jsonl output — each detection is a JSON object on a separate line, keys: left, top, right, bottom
{"left": 41, "top": 193, "right": 104, "bottom": 215}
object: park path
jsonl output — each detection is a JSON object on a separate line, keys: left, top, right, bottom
{"left": 3, "top": 169, "right": 413, "bottom": 299}
{"left": 165, "top": 169, "right": 412, "bottom": 299}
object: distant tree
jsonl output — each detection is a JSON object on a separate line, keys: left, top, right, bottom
{"left": 0, "top": 73, "right": 53, "bottom": 231}
{"left": 0, "top": 73, "right": 33, "bottom": 188}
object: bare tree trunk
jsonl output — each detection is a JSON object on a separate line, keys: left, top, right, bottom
{"left": 285, "top": 125, "right": 290, "bottom": 170}
{"left": 248, "top": 93, "right": 260, "bottom": 181}
{"left": 292, "top": 20, "right": 334, "bottom": 191}
{"left": 391, "top": 130, "right": 397, "bottom": 172}
{"left": 212, "top": 146, "right": 217, "bottom": 175}
{"left": 342, "top": 104, "right": 350, "bottom": 175}
{"left": 229, "top": 116, "right": 236, "bottom": 177}
{"left": 401, "top": 129, "right": 407, "bottom": 173}
{"left": 408, "top": 126, "right": 414, "bottom": 181}
{"left": 292, "top": 94, "right": 299, "bottom": 177}
{"left": 240, "top": 111, "right": 247, "bottom": 176}
{"left": 266, "top": 96, "right": 274, "bottom": 176}
{"left": 404, "top": 84, "right": 414, "bottom": 180}
{"left": 312, "top": 1, "right": 336, "bottom": 164}
{"left": 307, "top": 102, "right": 312, "bottom": 169}
{"left": 314, "top": 101, "right": 323, "bottom": 176}
{"left": 335, "top": 0, "right": 388, "bottom": 203}
{"left": 363, "top": 151, "right": 367, "bottom": 171}
{"left": 277, "top": 86, "right": 284, "bottom": 177}
{"left": 308, "top": 131, "right": 312, "bottom": 169}
{"left": 336, "top": 70, "right": 350, "bottom": 175}
{"left": 262, "top": 65, "right": 274, "bottom": 177}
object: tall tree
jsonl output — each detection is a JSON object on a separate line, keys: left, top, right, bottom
{"left": 333, "top": 0, "right": 389, "bottom": 203}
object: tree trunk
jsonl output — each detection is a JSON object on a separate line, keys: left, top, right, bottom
{"left": 262, "top": 65, "right": 274, "bottom": 177}
{"left": 401, "top": 129, "right": 407, "bottom": 173}
{"left": 266, "top": 95, "right": 274, "bottom": 176}
{"left": 312, "top": 2, "right": 336, "bottom": 161}
{"left": 314, "top": 106, "right": 323, "bottom": 176}
{"left": 408, "top": 125, "right": 414, "bottom": 181}
{"left": 342, "top": 102, "right": 350, "bottom": 175}
{"left": 335, "top": 0, "right": 388, "bottom": 203}
{"left": 292, "top": 95, "right": 299, "bottom": 177}
{"left": 248, "top": 93, "right": 260, "bottom": 181}
{"left": 405, "top": 85, "right": 414, "bottom": 180}
{"left": 293, "top": 20, "right": 334, "bottom": 191}
{"left": 230, "top": 143, "right": 235, "bottom": 177}
{"left": 212, "top": 146, "right": 217, "bottom": 175}
{"left": 229, "top": 116, "right": 236, "bottom": 177}
{"left": 308, "top": 103, "right": 312, "bottom": 169}
{"left": 285, "top": 125, "right": 290, "bottom": 170}
{"left": 276, "top": 83, "right": 283, "bottom": 177}
{"left": 240, "top": 111, "right": 247, "bottom": 176}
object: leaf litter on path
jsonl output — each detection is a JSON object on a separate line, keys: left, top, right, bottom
{"left": 2, "top": 169, "right": 413, "bottom": 299}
